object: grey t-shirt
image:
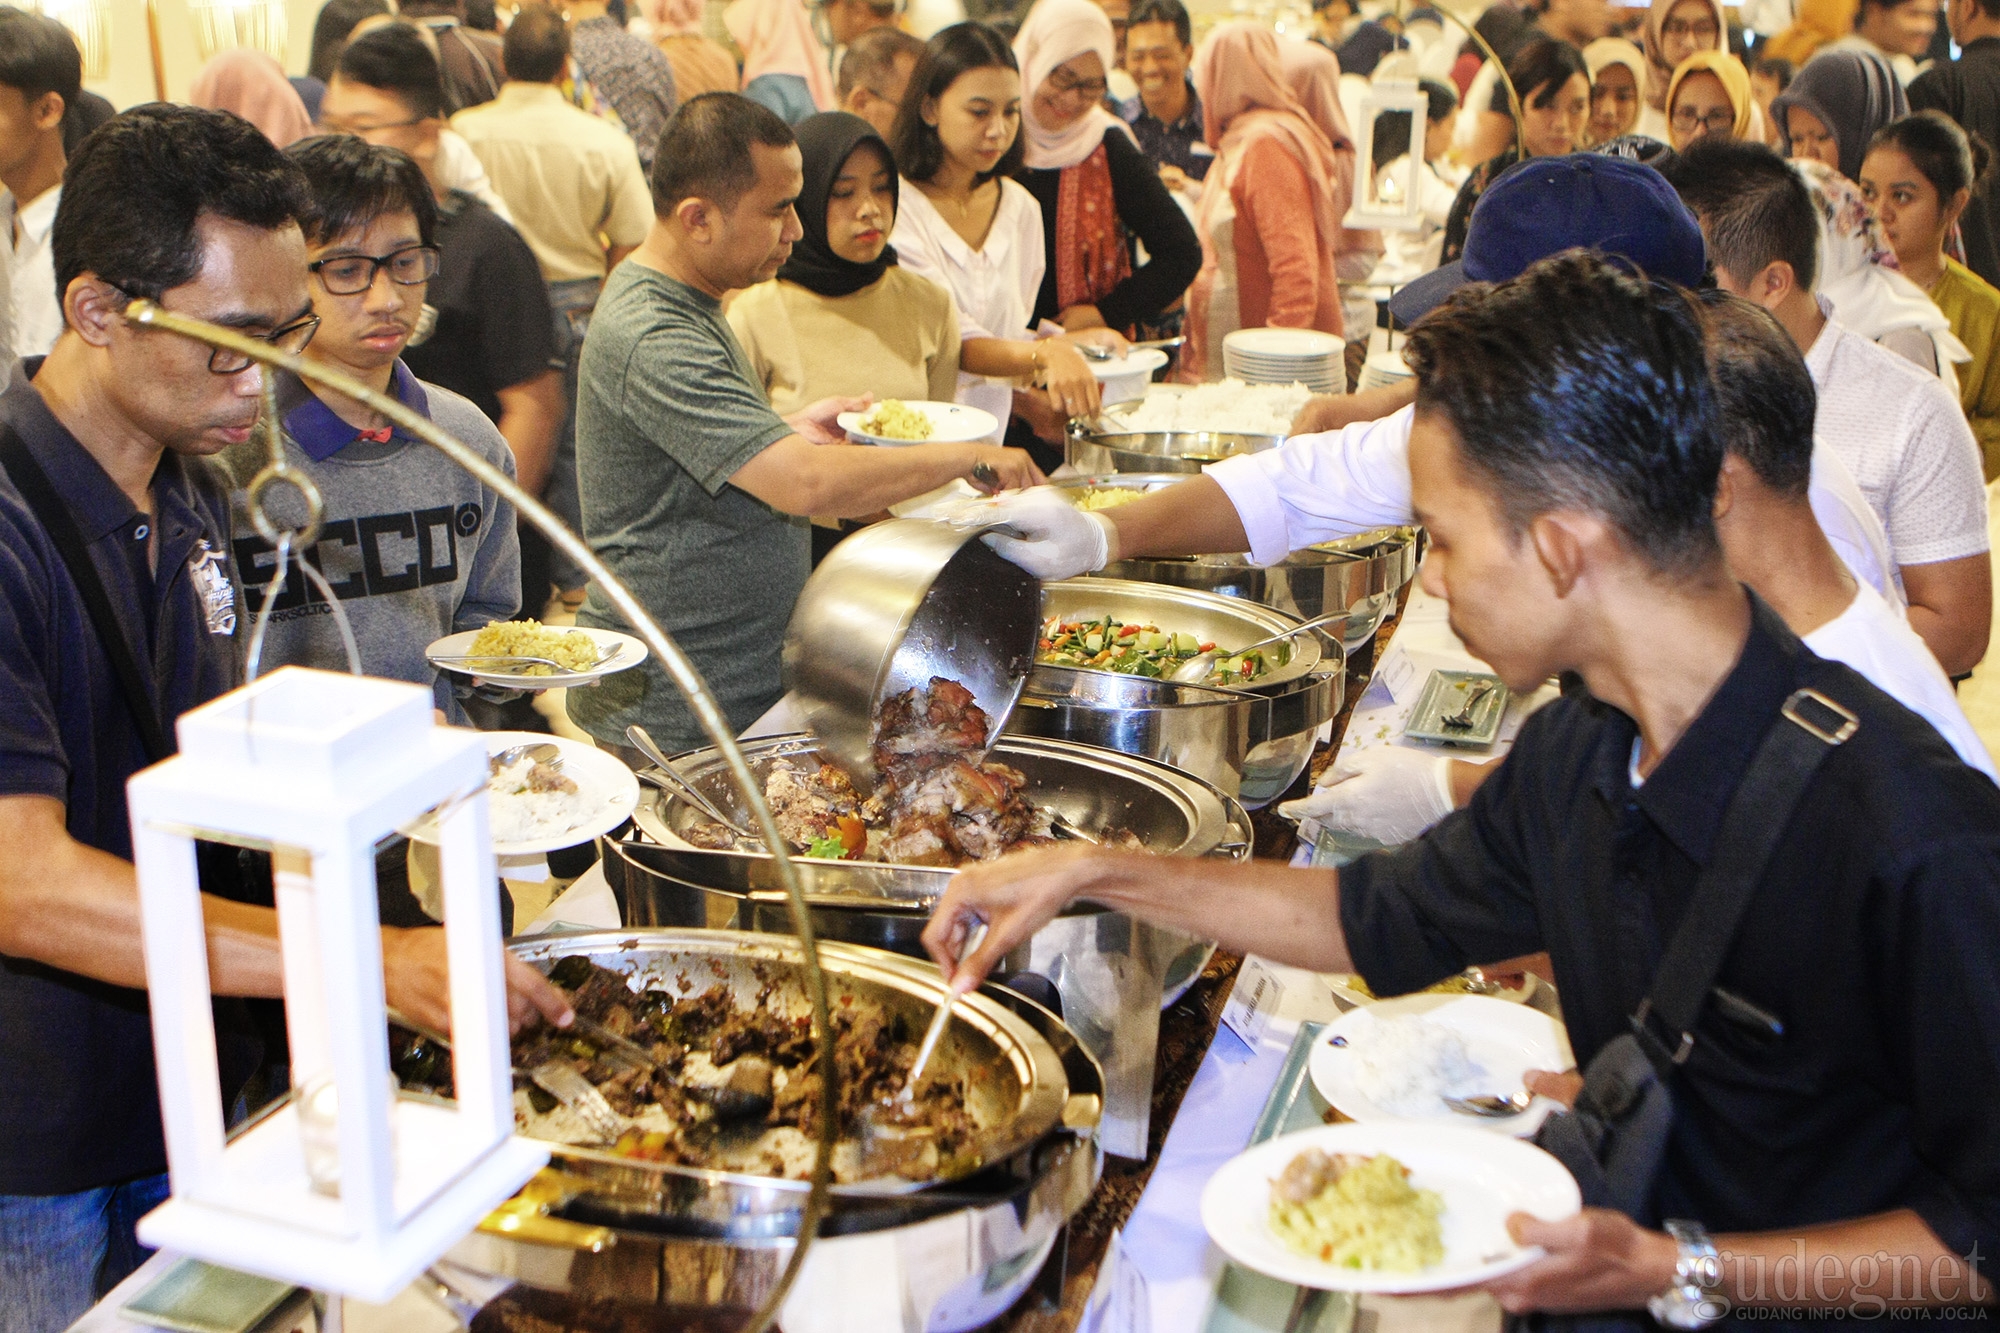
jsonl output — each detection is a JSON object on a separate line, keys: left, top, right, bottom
{"left": 212, "top": 366, "right": 521, "bottom": 721}
{"left": 568, "top": 262, "right": 802, "bottom": 752}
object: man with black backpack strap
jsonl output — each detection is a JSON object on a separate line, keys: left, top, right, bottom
{"left": 923, "top": 251, "right": 2000, "bottom": 1325}
{"left": 0, "top": 106, "right": 571, "bottom": 1333}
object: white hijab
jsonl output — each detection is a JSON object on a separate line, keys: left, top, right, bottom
{"left": 1014, "top": 0, "right": 1136, "bottom": 170}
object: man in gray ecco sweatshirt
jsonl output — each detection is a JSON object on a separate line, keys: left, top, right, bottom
{"left": 215, "top": 134, "right": 522, "bottom": 723}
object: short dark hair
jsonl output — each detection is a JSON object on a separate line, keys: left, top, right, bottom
{"left": 891, "top": 23, "right": 1025, "bottom": 186}
{"left": 463, "top": 0, "right": 500, "bottom": 30}
{"left": 285, "top": 134, "right": 438, "bottom": 249}
{"left": 1869, "top": 110, "right": 1992, "bottom": 206}
{"left": 1751, "top": 55, "right": 1793, "bottom": 91}
{"left": 335, "top": 22, "right": 447, "bottom": 121}
{"left": 54, "top": 103, "right": 309, "bottom": 306}
{"left": 1404, "top": 250, "right": 1724, "bottom": 575}
{"left": 1697, "top": 289, "right": 1815, "bottom": 498}
{"left": 396, "top": 0, "right": 461, "bottom": 16}
{"left": 1371, "top": 77, "right": 1457, "bottom": 164}
{"left": 1663, "top": 137, "right": 1818, "bottom": 290}
{"left": 0, "top": 6, "right": 82, "bottom": 110}
{"left": 308, "top": 0, "right": 390, "bottom": 82}
{"left": 503, "top": 4, "right": 569, "bottom": 84}
{"left": 1491, "top": 37, "right": 1589, "bottom": 115}
{"left": 1126, "top": 0, "right": 1192, "bottom": 48}
{"left": 837, "top": 25, "right": 924, "bottom": 101}
{"left": 651, "top": 91, "right": 797, "bottom": 213}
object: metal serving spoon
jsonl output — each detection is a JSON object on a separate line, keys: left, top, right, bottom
{"left": 490, "top": 740, "right": 561, "bottom": 771}
{"left": 1168, "top": 608, "right": 1352, "bottom": 684}
{"left": 625, "top": 724, "right": 759, "bottom": 842}
{"left": 900, "top": 921, "right": 989, "bottom": 1104}
{"left": 1442, "top": 1090, "right": 1536, "bottom": 1118}
{"left": 1441, "top": 681, "right": 1498, "bottom": 730}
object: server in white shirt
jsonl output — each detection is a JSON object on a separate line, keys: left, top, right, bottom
{"left": 978, "top": 155, "right": 1902, "bottom": 611}
{"left": 1665, "top": 138, "right": 1992, "bottom": 676}
{"left": 0, "top": 8, "right": 72, "bottom": 361}
{"left": 1287, "top": 289, "right": 1994, "bottom": 848}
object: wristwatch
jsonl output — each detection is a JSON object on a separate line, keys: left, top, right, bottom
{"left": 1647, "top": 1219, "right": 1726, "bottom": 1329}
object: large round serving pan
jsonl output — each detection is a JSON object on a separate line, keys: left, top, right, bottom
{"left": 1098, "top": 527, "right": 1421, "bottom": 655}
{"left": 1065, "top": 426, "right": 1282, "bottom": 476}
{"left": 624, "top": 733, "right": 1249, "bottom": 907}
{"left": 500, "top": 930, "right": 1075, "bottom": 1231}
{"left": 1037, "top": 577, "right": 1325, "bottom": 693}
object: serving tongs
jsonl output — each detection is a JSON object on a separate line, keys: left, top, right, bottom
{"left": 1076, "top": 337, "right": 1184, "bottom": 361}
{"left": 627, "top": 724, "right": 764, "bottom": 849}
{"left": 388, "top": 1007, "right": 632, "bottom": 1143}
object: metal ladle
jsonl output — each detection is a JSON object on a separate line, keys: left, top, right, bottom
{"left": 1168, "top": 607, "right": 1353, "bottom": 684}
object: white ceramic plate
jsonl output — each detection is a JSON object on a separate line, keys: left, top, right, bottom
{"left": 1309, "top": 994, "right": 1573, "bottom": 1137}
{"left": 1201, "top": 1121, "right": 1581, "bottom": 1293}
{"left": 1224, "top": 327, "right": 1344, "bottom": 358}
{"left": 402, "top": 731, "right": 640, "bottom": 856}
{"left": 427, "top": 625, "right": 645, "bottom": 689}
{"left": 838, "top": 401, "right": 1000, "bottom": 445}
{"left": 1087, "top": 347, "right": 1169, "bottom": 380}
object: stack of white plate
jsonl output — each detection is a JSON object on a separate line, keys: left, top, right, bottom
{"left": 1222, "top": 327, "right": 1344, "bottom": 393}
{"left": 1355, "top": 346, "right": 1414, "bottom": 392}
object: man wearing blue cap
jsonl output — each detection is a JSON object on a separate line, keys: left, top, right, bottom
{"left": 974, "top": 155, "right": 1894, "bottom": 611}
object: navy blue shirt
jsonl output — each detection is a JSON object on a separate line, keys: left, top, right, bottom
{"left": 0, "top": 357, "right": 247, "bottom": 1194}
{"left": 1342, "top": 599, "right": 2000, "bottom": 1320}
{"left": 1123, "top": 79, "right": 1212, "bottom": 181}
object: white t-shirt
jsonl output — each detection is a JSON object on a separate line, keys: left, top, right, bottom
{"left": 890, "top": 178, "right": 1045, "bottom": 436}
{"left": 1206, "top": 404, "right": 1903, "bottom": 601}
{"left": 1803, "top": 582, "right": 1995, "bottom": 777}
{"left": 1805, "top": 304, "right": 1990, "bottom": 569}
{"left": 5, "top": 185, "right": 61, "bottom": 360}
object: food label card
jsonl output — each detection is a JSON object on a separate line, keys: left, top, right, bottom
{"left": 1222, "top": 957, "right": 1285, "bottom": 1049}
{"left": 1080, "top": 1227, "right": 1152, "bottom": 1333}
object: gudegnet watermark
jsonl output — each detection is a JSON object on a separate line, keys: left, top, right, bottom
{"left": 1701, "top": 1243, "right": 1989, "bottom": 1320}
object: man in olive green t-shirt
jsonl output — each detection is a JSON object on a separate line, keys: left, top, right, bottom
{"left": 569, "top": 94, "right": 1045, "bottom": 754}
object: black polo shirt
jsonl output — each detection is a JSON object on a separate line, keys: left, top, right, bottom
{"left": 1124, "top": 79, "right": 1212, "bottom": 182}
{"left": 0, "top": 357, "right": 247, "bottom": 1195}
{"left": 1342, "top": 597, "right": 2000, "bottom": 1310}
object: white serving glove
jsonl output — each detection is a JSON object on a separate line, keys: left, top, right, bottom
{"left": 1278, "top": 746, "right": 1457, "bottom": 846}
{"left": 962, "top": 486, "right": 1116, "bottom": 580}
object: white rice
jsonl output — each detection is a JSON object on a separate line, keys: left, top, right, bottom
{"left": 1104, "top": 380, "right": 1312, "bottom": 437}
{"left": 486, "top": 757, "right": 591, "bottom": 845}
{"left": 1350, "top": 1015, "right": 1486, "bottom": 1117}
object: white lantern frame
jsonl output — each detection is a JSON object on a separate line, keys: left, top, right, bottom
{"left": 128, "top": 667, "right": 548, "bottom": 1302}
{"left": 1343, "top": 77, "right": 1432, "bottom": 232}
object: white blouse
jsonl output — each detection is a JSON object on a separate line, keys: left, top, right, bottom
{"left": 890, "top": 177, "right": 1046, "bottom": 434}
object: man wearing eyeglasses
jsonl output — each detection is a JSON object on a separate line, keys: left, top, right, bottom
{"left": 212, "top": 133, "right": 522, "bottom": 729}
{"left": 0, "top": 106, "right": 571, "bottom": 1333}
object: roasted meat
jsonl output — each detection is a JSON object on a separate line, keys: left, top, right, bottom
{"left": 764, "top": 757, "right": 863, "bottom": 849}
{"left": 864, "top": 679, "right": 1046, "bottom": 866}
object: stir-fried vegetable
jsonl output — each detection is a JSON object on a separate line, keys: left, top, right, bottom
{"left": 803, "top": 814, "right": 868, "bottom": 861}
{"left": 1035, "top": 615, "right": 1271, "bottom": 684}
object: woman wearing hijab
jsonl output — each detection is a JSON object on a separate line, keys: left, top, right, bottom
{"left": 1797, "top": 156, "right": 1970, "bottom": 382}
{"left": 1181, "top": 21, "right": 1349, "bottom": 382}
{"left": 1583, "top": 37, "right": 1648, "bottom": 145}
{"left": 724, "top": 0, "right": 835, "bottom": 122}
{"left": 1765, "top": 0, "right": 1858, "bottom": 68}
{"left": 189, "top": 49, "right": 315, "bottom": 148}
{"left": 1772, "top": 48, "right": 1907, "bottom": 182}
{"left": 646, "top": 0, "right": 740, "bottom": 99}
{"left": 1012, "top": 0, "right": 1199, "bottom": 335}
{"left": 1279, "top": 39, "right": 1373, "bottom": 352}
{"left": 727, "top": 112, "right": 961, "bottom": 412}
{"left": 1665, "top": 49, "right": 1754, "bottom": 150}
{"left": 1638, "top": 0, "right": 1739, "bottom": 140}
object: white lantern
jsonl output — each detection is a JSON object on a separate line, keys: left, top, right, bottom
{"left": 188, "top": 0, "right": 287, "bottom": 64}
{"left": 1343, "top": 77, "right": 1432, "bottom": 232}
{"left": 127, "top": 667, "right": 547, "bottom": 1303}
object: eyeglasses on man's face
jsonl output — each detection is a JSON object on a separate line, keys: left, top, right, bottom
{"left": 309, "top": 245, "right": 442, "bottom": 297}
{"left": 117, "top": 287, "right": 321, "bottom": 375}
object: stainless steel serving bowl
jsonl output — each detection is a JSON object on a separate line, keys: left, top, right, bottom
{"left": 782, "top": 518, "right": 1041, "bottom": 785}
{"left": 501, "top": 930, "right": 1074, "bottom": 1217}
{"left": 1065, "top": 424, "right": 1283, "bottom": 475}
{"left": 1036, "top": 576, "right": 1326, "bottom": 692}
{"left": 1100, "top": 526, "right": 1422, "bottom": 655}
{"left": 443, "top": 951, "right": 1104, "bottom": 1333}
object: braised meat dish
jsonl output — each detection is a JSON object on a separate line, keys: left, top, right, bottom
{"left": 505, "top": 957, "right": 979, "bottom": 1183}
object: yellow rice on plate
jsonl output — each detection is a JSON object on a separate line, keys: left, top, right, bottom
{"left": 858, "top": 400, "right": 933, "bottom": 441}
{"left": 466, "top": 620, "right": 601, "bottom": 675}
{"left": 1268, "top": 1151, "right": 1444, "bottom": 1271}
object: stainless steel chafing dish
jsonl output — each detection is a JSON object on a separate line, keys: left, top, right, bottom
{"left": 1034, "top": 576, "right": 1328, "bottom": 692}
{"left": 435, "top": 930, "right": 1104, "bottom": 1333}
{"left": 1065, "top": 423, "right": 1283, "bottom": 475}
{"left": 604, "top": 733, "right": 1246, "bottom": 1158}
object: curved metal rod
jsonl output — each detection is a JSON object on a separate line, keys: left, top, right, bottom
{"left": 125, "top": 299, "right": 836, "bottom": 1333}
{"left": 1385, "top": 2, "right": 1526, "bottom": 161}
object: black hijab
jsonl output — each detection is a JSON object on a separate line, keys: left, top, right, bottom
{"left": 777, "top": 112, "right": 901, "bottom": 298}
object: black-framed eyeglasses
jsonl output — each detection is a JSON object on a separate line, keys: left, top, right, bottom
{"left": 315, "top": 113, "right": 429, "bottom": 135}
{"left": 116, "top": 287, "right": 321, "bottom": 374}
{"left": 309, "top": 245, "right": 441, "bottom": 296}
{"left": 1047, "top": 69, "right": 1110, "bottom": 100}
{"left": 1670, "top": 105, "right": 1736, "bottom": 135}
{"left": 1660, "top": 17, "right": 1720, "bottom": 40}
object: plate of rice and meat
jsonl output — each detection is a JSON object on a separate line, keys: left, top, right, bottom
{"left": 402, "top": 731, "right": 640, "bottom": 856}
{"left": 427, "top": 620, "right": 646, "bottom": 689}
{"left": 838, "top": 400, "right": 1000, "bottom": 446}
{"left": 1200, "top": 1123, "right": 1581, "bottom": 1292}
